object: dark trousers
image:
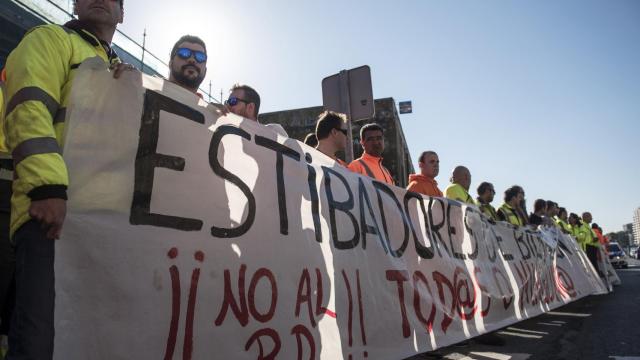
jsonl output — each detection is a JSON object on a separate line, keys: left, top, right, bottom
{"left": 0, "top": 211, "right": 15, "bottom": 336}
{"left": 586, "top": 244, "right": 600, "bottom": 275}
{"left": 7, "top": 220, "right": 55, "bottom": 360}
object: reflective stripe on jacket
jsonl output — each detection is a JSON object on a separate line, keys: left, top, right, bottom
{"left": 348, "top": 152, "right": 395, "bottom": 185}
{"left": 4, "top": 21, "right": 120, "bottom": 237}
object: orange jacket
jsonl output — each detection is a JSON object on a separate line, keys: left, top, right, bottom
{"left": 593, "top": 228, "right": 609, "bottom": 253}
{"left": 406, "top": 174, "right": 442, "bottom": 197}
{"left": 348, "top": 152, "right": 394, "bottom": 185}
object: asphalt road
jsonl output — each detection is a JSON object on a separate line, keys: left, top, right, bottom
{"left": 409, "top": 258, "right": 640, "bottom": 360}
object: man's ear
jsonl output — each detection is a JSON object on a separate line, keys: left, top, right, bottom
{"left": 248, "top": 103, "right": 257, "bottom": 118}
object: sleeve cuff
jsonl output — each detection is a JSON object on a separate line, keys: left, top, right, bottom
{"left": 27, "top": 184, "right": 68, "bottom": 201}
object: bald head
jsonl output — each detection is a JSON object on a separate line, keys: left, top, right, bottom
{"left": 451, "top": 166, "right": 471, "bottom": 191}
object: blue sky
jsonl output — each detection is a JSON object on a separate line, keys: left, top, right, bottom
{"left": 117, "top": 0, "right": 640, "bottom": 234}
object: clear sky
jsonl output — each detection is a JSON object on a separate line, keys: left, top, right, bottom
{"left": 116, "top": 0, "right": 640, "bottom": 234}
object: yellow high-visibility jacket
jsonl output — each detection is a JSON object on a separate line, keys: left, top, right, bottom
{"left": 573, "top": 222, "right": 599, "bottom": 251}
{"left": 4, "top": 21, "right": 120, "bottom": 238}
{"left": 476, "top": 199, "right": 498, "bottom": 221}
{"left": 444, "top": 183, "right": 474, "bottom": 205}
{"left": 555, "top": 217, "right": 572, "bottom": 234}
{"left": 497, "top": 203, "right": 524, "bottom": 227}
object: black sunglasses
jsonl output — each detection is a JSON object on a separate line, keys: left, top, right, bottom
{"left": 175, "top": 47, "right": 207, "bottom": 63}
{"left": 225, "top": 96, "right": 251, "bottom": 106}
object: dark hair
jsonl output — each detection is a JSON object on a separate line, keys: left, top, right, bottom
{"left": 359, "top": 123, "right": 383, "bottom": 141}
{"left": 591, "top": 223, "right": 599, "bottom": 229}
{"left": 545, "top": 200, "right": 556, "bottom": 210}
{"left": 477, "top": 182, "right": 493, "bottom": 197}
{"left": 419, "top": 150, "right": 437, "bottom": 163}
{"left": 230, "top": 84, "right": 261, "bottom": 117}
{"left": 504, "top": 185, "right": 523, "bottom": 202}
{"left": 315, "top": 111, "right": 345, "bottom": 140}
{"left": 534, "top": 199, "right": 547, "bottom": 212}
{"left": 558, "top": 207, "right": 567, "bottom": 217}
{"left": 170, "top": 35, "right": 207, "bottom": 59}
{"left": 303, "top": 133, "right": 318, "bottom": 147}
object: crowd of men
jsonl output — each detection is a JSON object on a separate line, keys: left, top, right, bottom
{"left": 0, "top": 0, "right": 611, "bottom": 358}
{"left": 303, "top": 113, "right": 607, "bottom": 274}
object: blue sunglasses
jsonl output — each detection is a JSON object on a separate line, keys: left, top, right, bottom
{"left": 175, "top": 47, "right": 207, "bottom": 63}
{"left": 224, "top": 96, "right": 251, "bottom": 106}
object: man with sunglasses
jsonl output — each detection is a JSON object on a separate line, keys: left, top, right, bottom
{"left": 2, "top": 0, "right": 124, "bottom": 357}
{"left": 224, "top": 84, "right": 288, "bottom": 136}
{"left": 314, "top": 111, "right": 348, "bottom": 167}
{"left": 348, "top": 123, "right": 395, "bottom": 185}
{"left": 168, "top": 35, "right": 208, "bottom": 94}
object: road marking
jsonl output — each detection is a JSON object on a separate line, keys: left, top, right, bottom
{"left": 497, "top": 331, "right": 543, "bottom": 339}
{"left": 466, "top": 352, "right": 532, "bottom": 360}
{"left": 505, "top": 327, "right": 549, "bottom": 335}
{"left": 469, "top": 351, "right": 514, "bottom": 360}
{"left": 546, "top": 311, "right": 591, "bottom": 317}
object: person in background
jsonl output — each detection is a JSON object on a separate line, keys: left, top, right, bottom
{"left": 348, "top": 123, "right": 394, "bottom": 185}
{"left": 543, "top": 200, "right": 559, "bottom": 227}
{"left": 497, "top": 186, "right": 527, "bottom": 226}
{"left": 577, "top": 212, "right": 600, "bottom": 272}
{"left": 529, "top": 199, "right": 546, "bottom": 228}
{"left": 475, "top": 182, "right": 498, "bottom": 221}
{"left": 314, "top": 111, "right": 348, "bottom": 167}
{"left": 555, "top": 207, "right": 572, "bottom": 234}
{"left": 225, "top": 84, "right": 288, "bottom": 136}
{"left": 406, "top": 151, "right": 442, "bottom": 197}
{"left": 444, "top": 166, "right": 474, "bottom": 204}
{"left": 592, "top": 223, "right": 609, "bottom": 254}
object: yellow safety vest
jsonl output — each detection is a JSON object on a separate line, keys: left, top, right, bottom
{"left": 476, "top": 199, "right": 498, "bottom": 221}
{"left": 498, "top": 203, "right": 523, "bottom": 227}
{"left": 4, "top": 21, "right": 120, "bottom": 238}
{"left": 444, "top": 183, "right": 474, "bottom": 205}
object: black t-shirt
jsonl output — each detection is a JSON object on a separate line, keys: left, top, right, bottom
{"left": 529, "top": 213, "right": 543, "bottom": 226}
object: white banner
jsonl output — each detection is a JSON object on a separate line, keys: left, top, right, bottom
{"left": 54, "top": 62, "right": 607, "bottom": 360}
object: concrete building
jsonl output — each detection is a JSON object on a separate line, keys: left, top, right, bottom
{"left": 259, "top": 98, "right": 415, "bottom": 187}
{"left": 633, "top": 208, "right": 640, "bottom": 245}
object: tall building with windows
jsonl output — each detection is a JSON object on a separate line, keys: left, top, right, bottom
{"left": 633, "top": 207, "right": 640, "bottom": 245}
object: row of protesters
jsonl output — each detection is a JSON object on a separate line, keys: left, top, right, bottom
{"left": 0, "top": 0, "right": 289, "bottom": 355}
{"left": 306, "top": 118, "right": 396, "bottom": 185}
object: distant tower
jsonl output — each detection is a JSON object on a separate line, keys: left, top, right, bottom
{"left": 633, "top": 207, "right": 640, "bottom": 245}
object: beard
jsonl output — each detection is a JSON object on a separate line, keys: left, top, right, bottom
{"left": 171, "top": 65, "right": 204, "bottom": 89}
